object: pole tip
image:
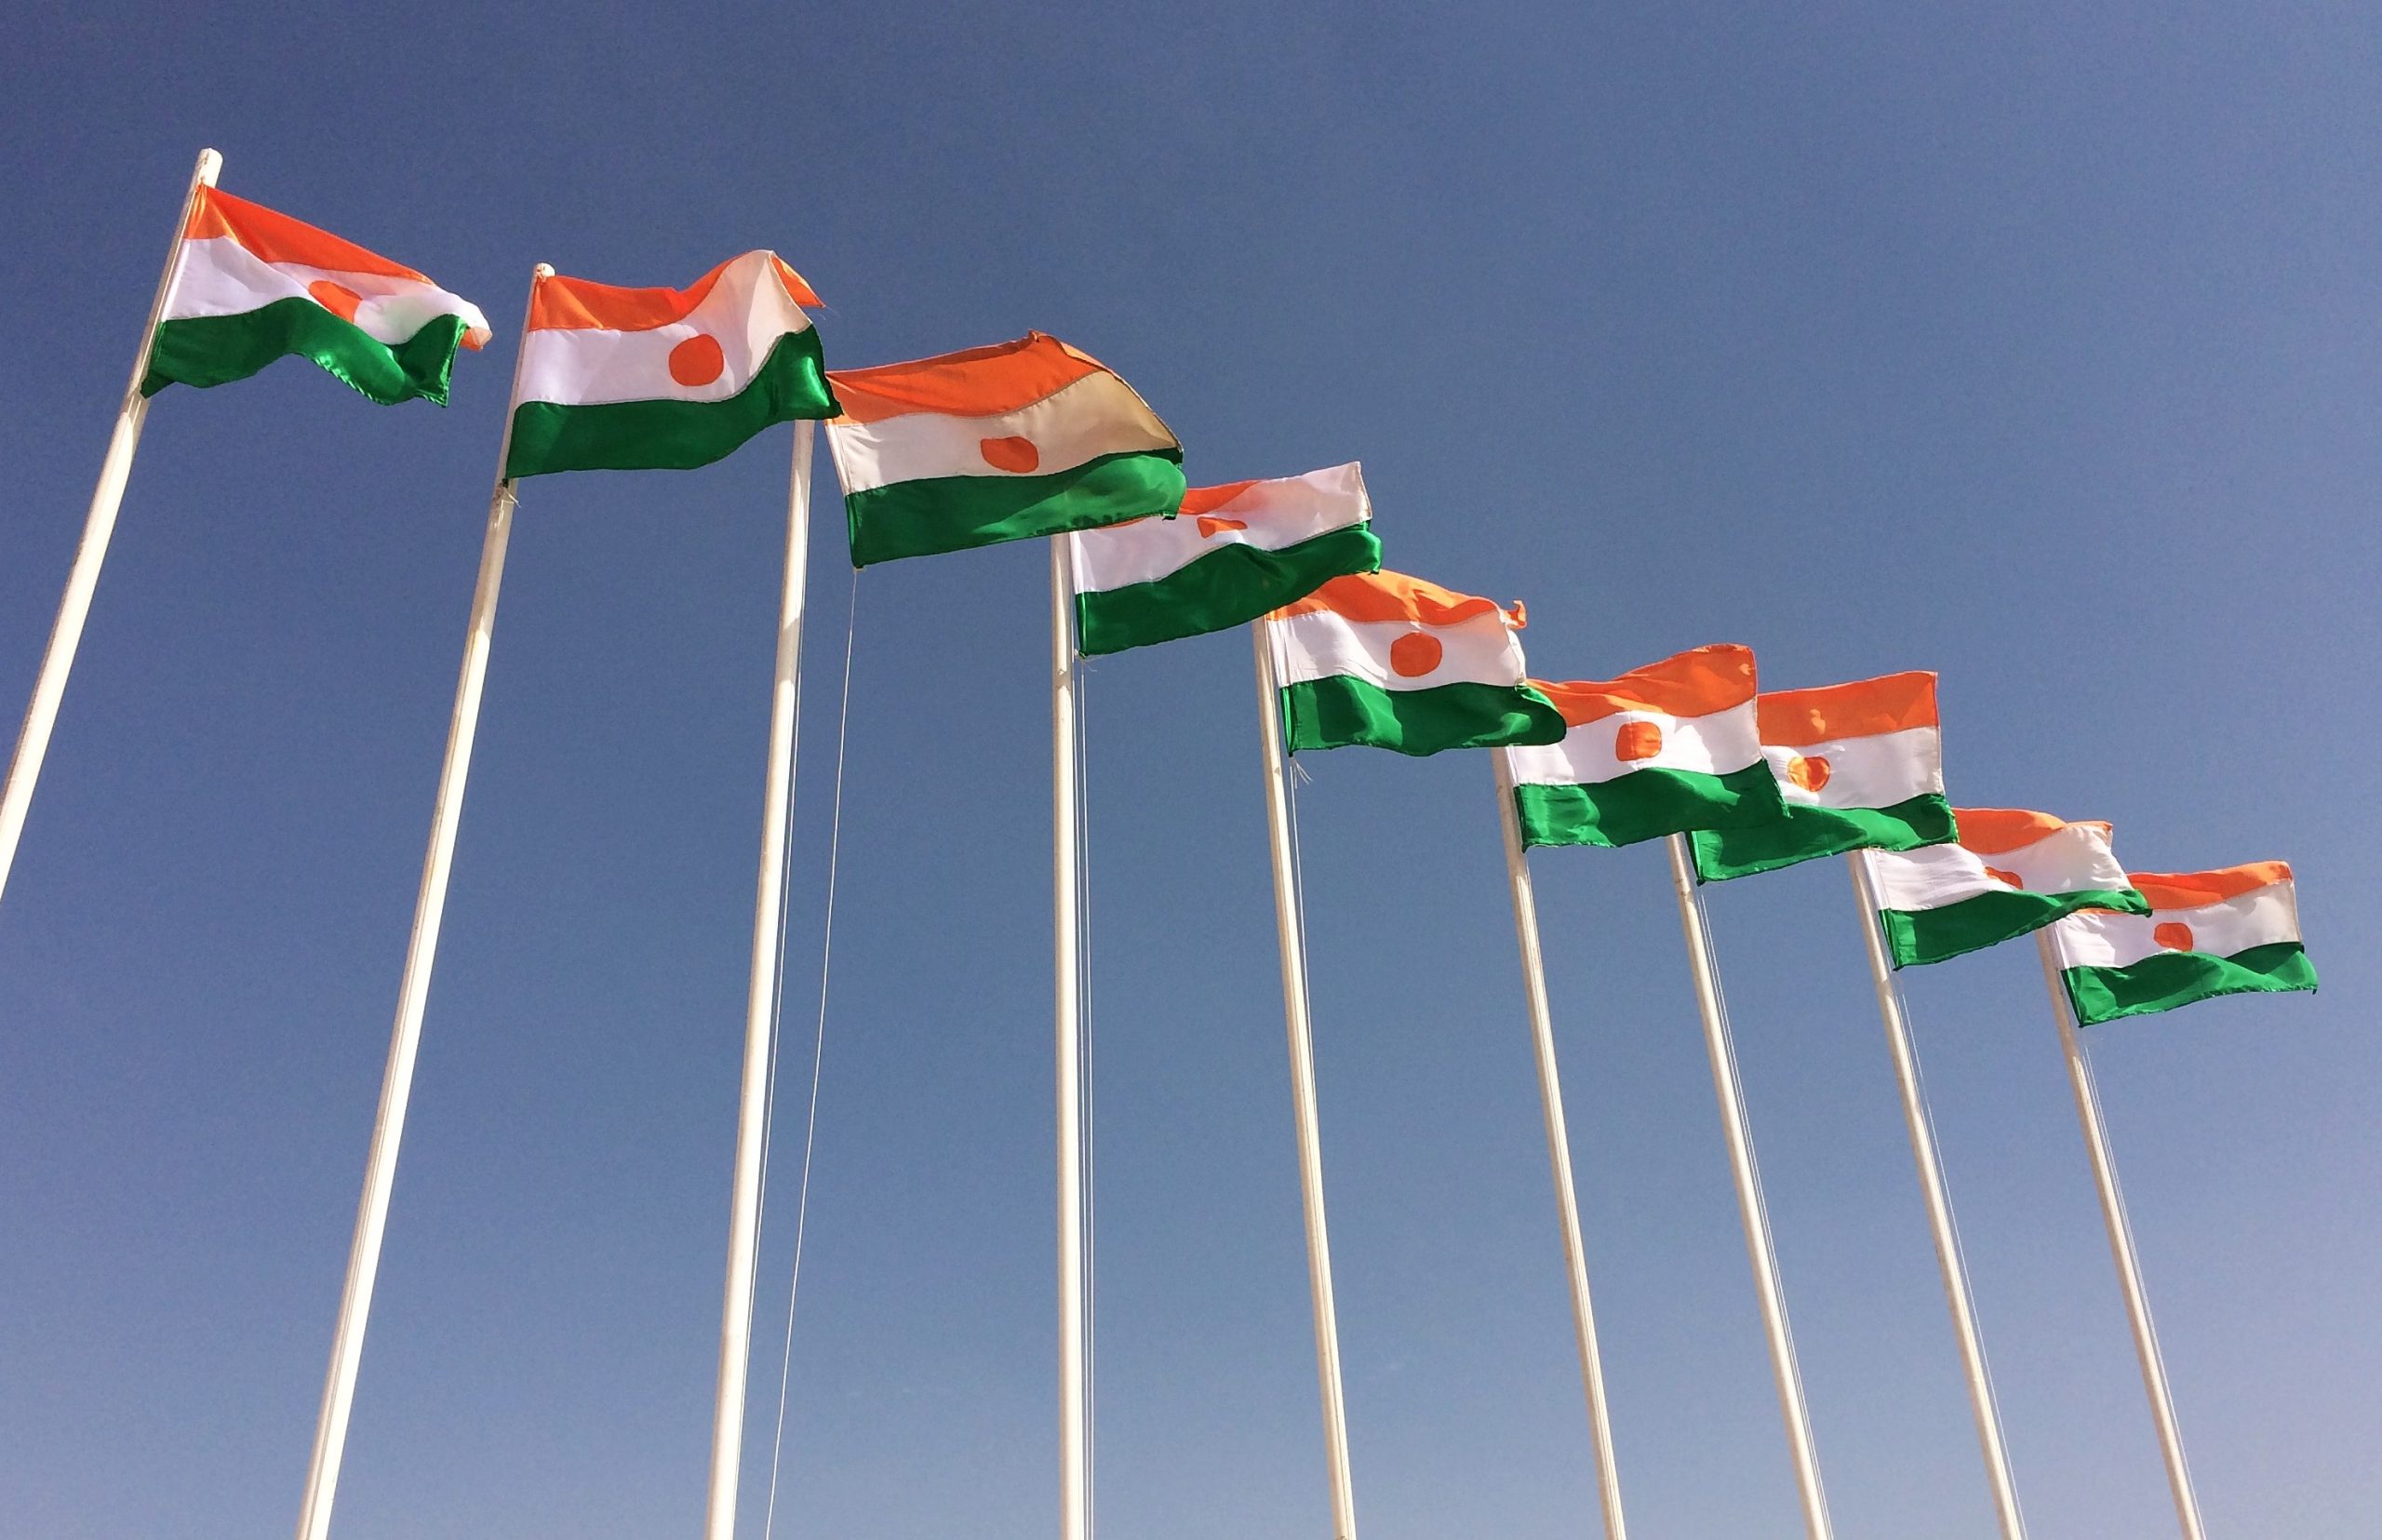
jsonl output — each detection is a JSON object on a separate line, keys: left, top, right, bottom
{"left": 532, "top": 262, "right": 555, "bottom": 279}
{"left": 195, "top": 148, "right": 222, "bottom": 186}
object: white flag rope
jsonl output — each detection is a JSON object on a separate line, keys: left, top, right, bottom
{"left": 759, "top": 569, "right": 863, "bottom": 1540}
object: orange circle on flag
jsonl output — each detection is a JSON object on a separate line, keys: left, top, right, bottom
{"left": 2153, "top": 921, "right": 2195, "bottom": 952}
{"left": 1985, "top": 866, "right": 2024, "bottom": 888}
{"left": 1614, "top": 721, "right": 1664, "bottom": 761}
{"left": 1388, "top": 632, "right": 1442, "bottom": 677}
{"left": 669, "top": 334, "right": 726, "bottom": 387}
{"left": 980, "top": 435, "right": 1041, "bottom": 473}
{"left": 1786, "top": 754, "right": 1832, "bottom": 792}
{"left": 307, "top": 280, "right": 364, "bottom": 322}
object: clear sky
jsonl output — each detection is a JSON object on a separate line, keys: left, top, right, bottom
{"left": 2, "top": 4, "right": 2375, "bottom": 1537}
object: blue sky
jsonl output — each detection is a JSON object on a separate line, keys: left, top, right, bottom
{"left": 3, "top": 3, "right": 2376, "bottom": 1536}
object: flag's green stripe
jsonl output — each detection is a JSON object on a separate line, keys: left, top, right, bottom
{"left": 1691, "top": 793, "right": 1954, "bottom": 881}
{"left": 506, "top": 329, "right": 837, "bottom": 477}
{"left": 1515, "top": 763, "right": 1787, "bottom": 850}
{"left": 846, "top": 449, "right": 1185, "bottom": 567}
{"left": 142, "top": 301, "right": 469, "bottom": 407}
{"left": 1281, "top": 676, "right": 1565, "bottom": 757}
{"left": 1077, "top": 525, "right": 1382, "bottom": 655}
{"left": 1881, "top": 886, "right": 2149, "bottom": 969}
{"left": 2064, "top": 941, "right": 2317, "bottom": 1025}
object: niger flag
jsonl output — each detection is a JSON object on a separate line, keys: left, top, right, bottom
{"left": 505, "top": 251, "right": 837, "bottom": 477}
{"left": 826, "top": 333, "right": 1184, "bottom": 567}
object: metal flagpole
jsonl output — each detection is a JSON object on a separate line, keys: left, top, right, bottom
{"left": 0, "top": 147, "right": 219, "bottom": 911}
{"left": 703, "top": 418, "right": 818, "bottom": 1540}
{"left": 1051, "top": 540, "right": 1091, "bottom": 1540}
{"left": 1489, "top": 754, "right": 1627, "bottom": 1540}
{"left": 1844, "top": 855, "right": 2025, "bottom": 1539}
{"left": 2032, "top": 931, "right": 2207, "bottom": 1540}
{"left": 1663, "top": 835, "right": 1832, "bottom": 1540}
{"left": 1251, "top": 623, "right": 1358, "bottom": 1540}
{"left": 293, "top": 262, "right": 549, "bottom": 1540}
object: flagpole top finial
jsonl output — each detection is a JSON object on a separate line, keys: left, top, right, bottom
{"left": 195, "top": 148, "right": 221, "bottom": 186}
{"left": 532, "top": 262, "right": 555, "bottom": 279}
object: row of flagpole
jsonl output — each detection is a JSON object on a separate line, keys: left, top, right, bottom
{"left": 2, "top": 147, "right": 2243, "bottom": 1540}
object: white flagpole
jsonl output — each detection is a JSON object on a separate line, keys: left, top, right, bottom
{"left": 2032, "top": 931, "right": 2207, "bottom": 1540}
{"left": 1844, "top": 855, "right": 2025, "bottom": 1539}
{"left": 1663, "top": 835, "right": 1832, "bottom": 1540}
{"left": 0, "top": 147, "right": 219, "bottom": 910}
{"left": 1051, "top": 539, "right": 1091, "bottom": 1540}
{"left": 703, "top": 418, "right": 818, "bottom": 1540}
{"left": 1488, "top": 754, "right": 1627, "bottom": 1540}
{"left": 293, "top": 263, "right": 550, "bottom": 1540}
{"left": 1251, "top": 623, "right": 1358, "bottom": 1540}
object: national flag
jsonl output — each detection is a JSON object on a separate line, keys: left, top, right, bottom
{"left": 826, "top": 332, "right": 1184, "bottom": 566}
{"left": 1863, "top": 809, "right": 2149, "bottom": 968}
{"left": 1068, "top": 462, "right": 1380, "bottom": 655}
{"left": 141, "top": 186, "right": 488, "bottom": 406}
{"left": 1503, "top": 645, "right": 1787, "bottom": 849}
{"left": 1692, "top": 670, "right": 1953, "bottom": 880}
{"left": 504, "top": 251, "right": 837, "bottom": 477}
{"left": 2049, "top": 862, "right": 2317, "bottom": 1025}
{"left": 1265, "top": 571, "right": 1565, "bottom": 757}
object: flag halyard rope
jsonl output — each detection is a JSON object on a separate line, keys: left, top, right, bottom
{"left": 758, "top": 568, "right": 861, "bottom": 1540}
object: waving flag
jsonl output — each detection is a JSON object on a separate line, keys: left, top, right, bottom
{"left": 1069, "top": 463, "right": 1379, "bottom": 654}
{"left": 1692, "top": 670, "right": 1953, "bottom": 880}
{"left": 2049, "top": 863, "right": 2316, "bottom": 1024}
{"left": 1504, "top": 644, "right": 1786, "bottom": 848}
{"left": 142, "top": 186, "right": 488, "bottom": 406}
{"left": 827, "top": 332, "right": 1184, "bottom": 566}
{"left": 1864, "top": 809, "right": 2148, "bottom": 967}
{"left": 504, "top": 252, "right": 836, "bottom": 476}
{"left": 1265, "top": 571, "right": 1563, "bottom": 757}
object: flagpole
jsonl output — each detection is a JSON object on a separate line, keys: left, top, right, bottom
{"left": 1489, "top": 754, "right": 1627, "bottom": 1540}
{"left": 1051, "top": 539, "right": 1091, "bottom": 1540}
{"left": 2032, "top": 931, "right": 2206, "bottom": 1540}
{"left": 1844, "top": 856, "right": 2025, "bottom": 1539}
{"left": 702, "top": 417, "right": 818, "bottom": 1540}
{"left": 1663, "top": 835, "right": 1832, "bottom": 1540}
{"left": 1251, "top": 623, "right": 1358, "bottom": 1540}
{"left": 0, "top": 146, "right": 219, "bottom": 911}
{"left": 293, "top": 263, "right": 549, "bottom": 1540}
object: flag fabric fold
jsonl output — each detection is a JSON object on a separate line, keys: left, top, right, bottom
{"left": 1503, "top": 644, "right": 1786, "bottom": 848}
{"left": 1068, "top": 462, "right": 1379, "bottom": 654}
{"left": 1864, "top": 808, "right": 2148, "bottom": 967}
{"left": 1265, "top": 571, "right": 1564, "bottom": 756}
{"left": 2049, "top": 862, "right": 2316, "bottom": 1024}
{"left": 826, "top": 332, "right": 1184, "bottom": 566}
{"left": 1692, "top": 670, "right": 1954, "bottom": 880}
{"left": 142, "top": 186, "right": 488, "bottom": 407}
{"left": 504, "top": 251, "right": 837, "bottom": 477}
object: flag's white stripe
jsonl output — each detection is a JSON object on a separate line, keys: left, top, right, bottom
{"left": 1760, "top": 725, "right": 1942, "bottom": 810}
{"left": 1865, "top": 824, "right": 2129, "bottom": 913}
{"left": 1068, "top": 462, "right": 1367, "bottom": 595}
{"left": 514, "top": 252, "right": 815, "bottom": 408}
{"left": 1269, "top": 609, "right": 1527, "bottom": 693}
{"left": 827, "top": 371, "right": 1174, "bottom": 492}
{"left": 2050, "top": 882, "right": 2301, "bottom": 970}
{"left": 1505, "top": 700, "right": 1760, "bottom": 786}
{"left": 162, "top": 234, "right": 488, "bottom": 346}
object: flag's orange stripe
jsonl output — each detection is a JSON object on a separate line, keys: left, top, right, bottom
{"left": 1181, "top": 479, "right": 1262, "bottom": 517}
{"left": 1757, "top": 671, "right": 1937, "bottom": 745}
{"left": 185, "top": 187, "right": 428, "bottom": 283}
{"left": 1531, "top": 644, "right": 1756, "bottom": 727}
{"left": 2131, "top": 862, "right": 2293, "bottom": 910}
{"left": 827, "top": 332, "right": 1110, "bottom": 423}
{"left": 1954, "top": 808, "right": 2110, "bottom": 854}
{"left": 529, "top": 253, "right": 820, "bottom": 331}
{"left": 1270, "top": 569, "right": 1516, "bottom": 627}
